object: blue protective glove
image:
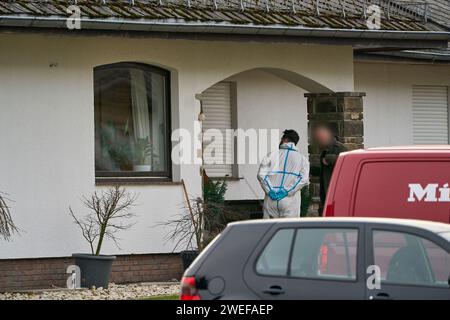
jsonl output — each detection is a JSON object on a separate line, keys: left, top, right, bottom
{"left": 268, "top": 188, "right": 288, "bottom": 201}
{"left": 268, "top": 190, "right": 278, "bottom": 201}
{"left": 276, "top": 188, "right": 288, "bottom": 201}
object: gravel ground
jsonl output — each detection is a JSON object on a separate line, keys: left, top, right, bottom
{"left": 0, "top": 282, "right": 180, "bottom": 300}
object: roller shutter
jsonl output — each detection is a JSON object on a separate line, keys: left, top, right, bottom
{"left": 412, "top": 85, "right": 449, "bottom": 144}
{"left": 202, "top": 82, "right": 234, "bottom": 177}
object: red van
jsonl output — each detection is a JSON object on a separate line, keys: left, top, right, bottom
{"left": 323, "top": 146, "right": 450, "bottom": 224}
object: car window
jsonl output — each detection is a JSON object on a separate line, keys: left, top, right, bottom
{"left": 290, "top": 228, "right": 358, "bottom": 281}
{"left": 256, "top": 229, "right": 294, "bottom": 276}
{"left": 373, "top": 230, "right": 450, "bottom": 287}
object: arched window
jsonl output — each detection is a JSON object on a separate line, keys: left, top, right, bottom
{"left": 94, "top": 62, "right": 171, "bottom": 179}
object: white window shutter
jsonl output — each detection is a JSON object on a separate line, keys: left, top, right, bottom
{"left": 202, "top": 82, "right": 234, "bottom": 177}
{"left": 412, "top": 85, "right": 449, "bottom": 145}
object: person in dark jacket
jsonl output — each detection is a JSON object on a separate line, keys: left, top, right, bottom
{"left": 310, "top": 124, "right": 347, "bottom": 216}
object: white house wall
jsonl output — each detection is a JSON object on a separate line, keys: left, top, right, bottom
{"left": 354, "top": 61, "right": 450, "bottom": 147}
{"left": 0, "top": 33, "right": 353, "bottom": 259}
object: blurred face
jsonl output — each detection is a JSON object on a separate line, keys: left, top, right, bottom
{"left": 314, "top": 127, "right": 333, "bottom": 147}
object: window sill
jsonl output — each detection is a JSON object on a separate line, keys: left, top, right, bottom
{"left": 95, "top": 177, "right": 181, "bottom": 186}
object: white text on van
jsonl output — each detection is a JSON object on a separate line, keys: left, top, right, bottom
{"left": 408, "top": 183, "right": 450, "bottom": 202}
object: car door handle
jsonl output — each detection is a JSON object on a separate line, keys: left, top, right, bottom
{"left": 370, "top": 292, "right": 392, "bottom": 300}
{"left": 263, "top": 285, "right": 285, "bottom": 295}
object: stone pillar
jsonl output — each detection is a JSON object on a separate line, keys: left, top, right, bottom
{"left": 304, "top": 92, "right": 365, "bottom": 212}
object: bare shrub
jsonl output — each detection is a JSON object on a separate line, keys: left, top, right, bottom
{"left": 0, "top": 192, "right": 18, "bottom": 241}
{"left": 69, "top": 186, "right": 137, "bottom": 255}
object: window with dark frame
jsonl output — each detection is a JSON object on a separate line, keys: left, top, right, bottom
{"left": 94, "top": 62, "right": 171, "bottom": 179}
{"left": 372, "top": 230, "right": 450, "bottom": 287}
{"left": 290, "top": 228, "right": 358, "bottom": 280}
{"left": 256, "top": 229, "right": 294, "bottom": 276}
{"left": 256, "top": 228, "right": 358, "bottom": 281}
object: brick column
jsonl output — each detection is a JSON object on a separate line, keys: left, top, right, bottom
{"left": 304, "top": 92, "right": 365, "bottom": 213}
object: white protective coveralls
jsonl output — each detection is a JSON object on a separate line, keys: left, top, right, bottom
{"left": 257, "top": 142, "right": 310, "bottom": 218}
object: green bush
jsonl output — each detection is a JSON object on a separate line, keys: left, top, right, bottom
{"left": 203, "top": 179, "right": 227, "bottom": 204}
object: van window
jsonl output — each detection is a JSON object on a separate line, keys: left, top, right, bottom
{"left": 353, "top": 161, "right": 450, "bottom": 221}
{"left": 373, "top": 230, "right": 450, "bottom": 287}
{"left": 290, "top": 228, "right": 358, "bottom": 281}
{"left": 256, "top": 229, "right": 294, "bottom": 276}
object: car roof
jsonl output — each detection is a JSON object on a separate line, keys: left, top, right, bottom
{"left": 229, "top": 217, "right": 450, "bottom": 234}
{"left": 341, "top": 145, "right": 450, "bottom": 156}
{"left": 366, "top": 145, "right": 450, "bottom": 151}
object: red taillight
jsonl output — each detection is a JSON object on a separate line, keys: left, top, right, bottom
{"left": 180, "top": 276, "right": 201, "bottom": 300}
{"left": 324, "top": 202, "right": 335, "bottom": 216}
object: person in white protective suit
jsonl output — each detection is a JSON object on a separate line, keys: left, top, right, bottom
{"left": 257, "top": 130, "right": 310, "bottom": 218}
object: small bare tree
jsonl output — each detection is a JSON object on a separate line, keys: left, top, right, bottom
{"left": 159, "top": 197, "right": 243, "bottom": 252}
{"left": 0, "top": 192, "right": 18, "bottom": 241}
{"left": 69, "top": 186, "right": 137, "bottom": 255}
{"left": 158, "top": 178, "right": 246, "bottom": 252}
{"left": 159, "top": 197, "right": 205, "bottom": 252}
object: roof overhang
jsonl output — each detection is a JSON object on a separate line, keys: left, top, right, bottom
{"left": 1, "top": 15, "right": 449, "bottom": 49}
{"left": 358, "top": 50, "right": 450, "bottom": 62}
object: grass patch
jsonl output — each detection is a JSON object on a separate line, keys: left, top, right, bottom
{"left": 142, "top": 294, "right": 179, "bottom": 300}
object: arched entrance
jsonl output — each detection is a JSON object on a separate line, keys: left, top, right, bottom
{"left": 197, "top": 68, "right": 365, "bottom": 215}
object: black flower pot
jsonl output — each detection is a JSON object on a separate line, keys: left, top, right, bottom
{"left": 72, "top": 253, "right": 116, "bottom": 289}
{"left": 180, "top": 250, "right": 198, "bottom": 271}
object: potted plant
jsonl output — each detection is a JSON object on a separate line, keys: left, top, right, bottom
{"left": 132, "top": 137, "right": 153, "bottom": 172}
{"left": 100, "top": 122, "right": 133, "bottom": 171}
{"left": 0, "top": 191, "right": 19, "bottom": 240}
{"left": 69, "top": 186, "right": 137, "bottom": 288}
